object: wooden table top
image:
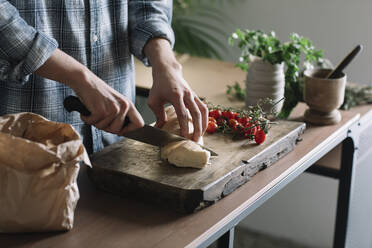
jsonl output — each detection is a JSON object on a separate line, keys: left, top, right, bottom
{"left": 0, "top": 56, "right": 371, "bottom": 248}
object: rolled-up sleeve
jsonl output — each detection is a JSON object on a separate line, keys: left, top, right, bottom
{"left": 128, "top": 0, "right": 175, "bottom": 66}
{"left": 0, "top": 1, "right": 58, "bottom": 84}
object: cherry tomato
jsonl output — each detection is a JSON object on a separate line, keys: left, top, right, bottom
{"left": 228, "top": 119, "right": 242, "bottom": 131}
{"left": 255, "top": 129, "right": 266, "bottom": 145}
{"left": 231, "top": 112, "right": 239, "bottom": 120}
{"left": 206, "top": 121, "right": 218, "bottom": 134}
{"left": 222, "top": 111, "right": 239, "bottom": 120}
{"left": 216, "top": 118, "right": 227, "bottom": 127}
{"left": 237, "top": 117, "right": 249, "bottom": 127}
{"left": 244, "top": 123, "right": 257, "bottom": 137}
{"left": 221, "top": 111, "right": 231, "bottom": 120}
{"left": 222, "top": 111, "right": 238, "bottom": 120}
{"left": 209, "top": 109, "right": 222, "bottom": 120}
{"left": 209, "top": 117, "right": 217, "bottom": 123}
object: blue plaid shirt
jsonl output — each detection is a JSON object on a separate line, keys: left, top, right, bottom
{"left": 0, "top": 0, "right": 174, "bottom": 154}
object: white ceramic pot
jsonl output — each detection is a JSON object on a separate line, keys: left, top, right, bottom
{"left": 245, "top": 56, "right": 285, "bottom": 114}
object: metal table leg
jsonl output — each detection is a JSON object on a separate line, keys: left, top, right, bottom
{"left": 217, "top": 227, "right": 235, "bottom": 248}
{"left": 333, "top": 123, "right": 359, "bottom": 248}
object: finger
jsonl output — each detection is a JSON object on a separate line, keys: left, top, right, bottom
{"left": 184, "top": 92, "right": 202, "bottom": 142}
{"left": 105, "top": 103, "right": 129, "bottom": 135}
{"left": 147, "top": 98, "right": 167, "bottom": 128}
{"left": 94, "top": 105, "right": 120, "bottom": 130}
{"left": 172, "top": 96, "right": 189, "bottom": 138}
{"left": 80, "top": 114, "right": 102, "bottom": 126}
{"left": 194, "top": 97, "right": 209, "bottom": 135}
{"left": 119, "top": 104, "right": 145, "bottom": 135}
{"left": 79, "top": 107, "right": 104, "bottom": 125}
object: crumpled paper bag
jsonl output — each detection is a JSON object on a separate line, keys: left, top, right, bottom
{"left": 0, "top": 112, "right": 91, "bottom": 233}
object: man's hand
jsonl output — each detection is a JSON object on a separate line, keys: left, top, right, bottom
{"left": 72, "top": 70, "right": 144, "bottom": 135}
{"left": 144, "top": 38, "right": 208, "bottom": 142}
{"left": 35, "top": 49, "right": 144, "bottom": 135}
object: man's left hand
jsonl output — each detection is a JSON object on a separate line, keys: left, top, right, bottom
{"left": 144, "top": 38, "right": 208, "bottom": 142}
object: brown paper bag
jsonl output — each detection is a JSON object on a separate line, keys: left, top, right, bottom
{"left": 0, "top": 112, "right": 91, "bottom": 233}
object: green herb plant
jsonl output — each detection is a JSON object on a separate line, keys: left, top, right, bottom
{"left": 226, "top": 81, "right": 246, "bottom": 101}
{"left": 228, "top": 29, "right": 325, "bottom": 118}
{"left": 341, "top": 83, "right": 372, "bottom": 110}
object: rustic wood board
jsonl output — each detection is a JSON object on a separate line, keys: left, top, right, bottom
{"left": 88, "top": 120, "right": 305, "bottom": 213}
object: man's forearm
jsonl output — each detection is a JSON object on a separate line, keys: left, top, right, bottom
{"left": 35, "top": 48, "right": 90, "bottom": 92}
{"left": 35, "top": 48, "right": 145, "bottom": 134}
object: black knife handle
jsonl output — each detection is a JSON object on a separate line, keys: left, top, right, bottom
{"left": 64, "top": 95, "right": 130, "bottom": 127}
{"left": 64, "top": 95, "right": 91, "bottom": 116}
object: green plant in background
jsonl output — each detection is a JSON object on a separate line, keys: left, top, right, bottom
{"left": 172, "top": 0, "right": 233, "bottom": 59}
{"left": 341, "top": 83, "right": 372, "bottom": 110}
{"left": 226, "top": 82, "right": 245, "bottom": 101}
{"left": 228, "top": 29, "right": 325, "bottom": 118}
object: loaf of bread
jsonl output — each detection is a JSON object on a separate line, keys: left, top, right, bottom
{"left": 160, "top": 107, "right": 210, "bottom": 169}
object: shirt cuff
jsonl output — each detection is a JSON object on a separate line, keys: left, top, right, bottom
{"left": 0, "top": 31, "right": 58, "bottom": 84}
{"left": 130, "top": 20, "right": 175, "bottom": 66}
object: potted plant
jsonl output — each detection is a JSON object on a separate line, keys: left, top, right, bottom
{"left": 229, "top": 29, "right": 325, "bottom": 118}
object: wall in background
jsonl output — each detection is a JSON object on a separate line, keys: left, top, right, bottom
{"left": 209, "top": 0, "right": 371, "bottom": 247}
{"left": 218, "top": 0, "right": 371, "bottom": 85}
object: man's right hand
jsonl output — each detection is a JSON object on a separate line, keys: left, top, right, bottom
{"left": 35, "top": 49, "right": 144, "bottom": 135}
{"left": 72, "top": 70, "right": 144, "bottom": 135}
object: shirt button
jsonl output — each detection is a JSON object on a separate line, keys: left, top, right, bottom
{"left": 92, "top": 35, "right": 98, "bottom": 42}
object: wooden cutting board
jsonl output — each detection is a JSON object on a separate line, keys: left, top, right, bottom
{"left": 88, "top": 120, "right": 305, "bottom": 213}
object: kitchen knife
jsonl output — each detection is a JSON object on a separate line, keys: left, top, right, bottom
{"left": 64, "top": 96, "right": 218, "bottom": 156}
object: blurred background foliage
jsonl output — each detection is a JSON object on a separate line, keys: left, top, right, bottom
{"left": 172, "top": 0, "right": 235, "bottom": 59}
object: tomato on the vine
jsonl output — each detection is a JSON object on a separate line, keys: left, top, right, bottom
{"left": 207, "top": 105, "right": 269, "bottom": 145}
{"left": 237, "top": 116, "right": 251, "bottom": 127}
{"left": 228, "top": 119, "right": 241, "bottom": 131}
{"left": 244, "top": 123, "right": 257, "bottom": 136}
{"left": 209, "top": 109, "right": 222, "bottom": 120}
{"left": 206, "top": 121, "right": 218, "bottom": 134}
{"left": 255, "top": 129, "right": 266, "bottom": 145}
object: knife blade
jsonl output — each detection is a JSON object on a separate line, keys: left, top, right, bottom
{"left": 64, "top": 96, "right": 218, "bottom": 156}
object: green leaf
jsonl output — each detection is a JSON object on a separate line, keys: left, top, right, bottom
{"left": 226, "top": 85, "right": 232, "bottom": 94}
{"left": 236, "top": 63, "right": 249, "bottom": 71}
